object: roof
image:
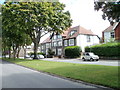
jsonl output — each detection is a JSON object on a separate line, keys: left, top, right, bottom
{"left": 103, "top": 23, "right": 118, "bottom": 32}
{"left": 41, "top": 25, "right": 97, "bottom": 43}
{"left": 41, "top": 37, "right": 51, "bottom": 44}
{"left": 65, "top": 25, "right": 95, "bottom": 39}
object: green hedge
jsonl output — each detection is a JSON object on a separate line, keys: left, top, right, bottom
{"left": 85, "top": 43, "right": 120, "bottom": 57}
{"left": 65, "top": 46, "right": 82, "bottom": 58}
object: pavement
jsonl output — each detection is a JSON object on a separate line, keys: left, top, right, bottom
{"left": 2, "top": 60, "right": 107, "bottom": 89}
{"left": 40, "top": 58, "right": 119, "bottom": 66}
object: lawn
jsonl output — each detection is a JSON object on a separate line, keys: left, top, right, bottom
{"left": 3, "top": 58, "right": 119, "bottom": 89}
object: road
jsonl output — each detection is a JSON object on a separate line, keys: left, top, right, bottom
{"left": 2, "top": 60, "right": 106, "bottom": 89}
{"left": 40, "top": 58, "right": 119, "bottom": 66}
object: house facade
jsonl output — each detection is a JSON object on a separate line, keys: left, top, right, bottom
{"left": 114, "top": 22, "right": 120, "bottom": 41}
{"left": 40, "top": 25, "right": 100, "bottom": 56}
{"left": 102, "top": 22, "right": 120, "bottom": 43}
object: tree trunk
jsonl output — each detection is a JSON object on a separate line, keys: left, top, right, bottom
{"left": 8, "top": 47, "right": 11, "bottom": 59}
{"left": 13, "top": 45, "right": 17, "bottom": 60}
{"left": 23, "top": 46, "right": 27, "bottom": 59}
{"left": 16, "top": 46, "right": 21, "bottom": 58}
{"left": 33, "top": 41, "right": 38, "bottom": 59}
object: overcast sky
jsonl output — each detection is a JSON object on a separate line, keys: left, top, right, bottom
{"left": 59, "top": 0, "right": 110, "bottom": 37}
{"left": 0, "top": 0, "right": 111, "bottom": 42}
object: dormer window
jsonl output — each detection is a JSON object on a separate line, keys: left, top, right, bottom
{"left": 69, "top": 30, "right": 77, "bottom": 36}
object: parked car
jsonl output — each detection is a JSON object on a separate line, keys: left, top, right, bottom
{"left": 24, "top": 55, "right": 30, "bottom": 58}
{"left": 30, "top": 54, "right": 45, "bottom": 59}
{"left": 82, "top": 52, "right": 99, "bottom": 61}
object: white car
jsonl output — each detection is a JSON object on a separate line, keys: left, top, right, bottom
{"left": 30, "top": 55, "right": 45, "bottom": 59}
{"left": 82, "top": 52, "right": 99, "bottom": 61}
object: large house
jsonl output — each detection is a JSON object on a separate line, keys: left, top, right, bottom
{"left": 102, "top": 22, "right": 120, "bottom": 43}
{"left": 40, "top": 25, "right": 100, "bottom": 56}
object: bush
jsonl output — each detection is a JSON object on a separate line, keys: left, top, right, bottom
{"left": 85, "top": 42, "right": 120, "bottom": 57}
{"left": 47, "top": 48, "right": 55, "bottom": 58}
{"left": 65, "top": 46, "right": 82, "bottom": 58}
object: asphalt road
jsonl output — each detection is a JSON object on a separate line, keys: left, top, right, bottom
{"left": 2, "top": 60, "right": 105, "bottom": 89}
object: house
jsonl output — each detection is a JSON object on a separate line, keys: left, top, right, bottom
{"left": 40, "top": 25, "right": 100, "bottom": 56}
{"left": 114, "top": 22, "right": 120, "bottom": 41}
{"left": 102, "top": 22, "right": 120, "bottom": 43}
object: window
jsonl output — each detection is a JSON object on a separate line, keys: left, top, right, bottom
{"left": 87, "top": 36, "right": 90, "bottom": 42}
{"left": 53, "top": 42, "right": 57, "bottom": 47}
{"left": 57, "top": 35, "right": 62, "bottom": 39}
{"left": 58, "top": 49, "right": 62, "bottom": 55}
{"left": 52, "top": 42, "right": 54, "bottom": 47}
{"left": 69, "top": 30, "right": 77, "bottom": 36}
{"left": 58, "top": 41, "right": 62, "bottom": 46}
{"left": 46, "top": 43, "right": 50, "bottom": 48}
{"left": 69, "top": 39, "right": 74, "bottom": 46}
{"left": 53, "top": 36, "right": 56, "bottom": 40}
{"left": 41, "top": 45, "right": 45, "bottom": 49}
{"left": 111, "top": 32, "right": 115, "bottom": 38}
{"left": 64, "top": 40, "right": 68, "bottom": 46}
{"left": 53, "top": 49, "right": 56, "bottom": 54}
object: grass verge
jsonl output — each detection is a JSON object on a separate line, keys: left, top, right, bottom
{"left": 2, "top": 58, "right": 119, "bottom": 89}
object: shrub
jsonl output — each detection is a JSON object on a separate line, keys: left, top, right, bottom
{"left": 65, "top": 46, "right": 82, "bottom": 58}
{"left": 47, "top": 48, "right": 55, "bottom": 58}
{"left": 85, "top": 42, "right": 120, "bottom": 57}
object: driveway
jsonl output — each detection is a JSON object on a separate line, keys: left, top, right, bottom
{"left": 2, "top": 60, "right": 106, "bottom": 89}
{"left": 40, "top": 58, "right": 119, "bottom": 66}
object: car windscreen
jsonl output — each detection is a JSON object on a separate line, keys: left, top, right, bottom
{"left": 89, "top": 53, "right": 94, "bottom": 56}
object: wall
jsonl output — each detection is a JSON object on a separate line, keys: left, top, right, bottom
{"left": 115, "top": 23, "right": 120, "bottom": 41}
{"left": 76, "top": 34, "right": 99, "bottom": 52}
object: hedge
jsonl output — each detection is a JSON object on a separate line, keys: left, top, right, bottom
{"left": 64, "top": 46, "right": 82, "bottom": 58}
{"left": 85, "top": 42, "right": 120, "bottom": 57}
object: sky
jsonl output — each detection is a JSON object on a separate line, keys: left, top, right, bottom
{"left": 0, "top": 0, "right": 111, "bottom": 42}
{"left": 0, "top": 0, "right": 5, "bottom": 4}
{"left": 59, "top": 0, "right": 110, "bottom": 37}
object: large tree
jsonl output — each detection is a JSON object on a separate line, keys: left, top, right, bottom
{"left": 94, "top": 0, "right": 120, "bottom": 24}
{"left": 2, "top": 2, "right": 72, "bottom": 59}
{"left": 2, "top": 3, "right": 32, "bottom": 59}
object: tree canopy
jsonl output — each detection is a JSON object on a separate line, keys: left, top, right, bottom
{"left": 2, "top": 2, "right": 72, "bottom": 59}
{"left": 94, "top": 0, "right": 120, "bottom": 25}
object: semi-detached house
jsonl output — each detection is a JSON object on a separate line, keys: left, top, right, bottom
{"left": 40, "top": 25, "right": 100, "bottom": 56}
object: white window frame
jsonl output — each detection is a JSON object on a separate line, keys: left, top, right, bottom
{"left": 58, "top": 49, "right": 62, "bottom": 55}
{"left": 57, "top": 35, "right": 62, "bottom": 39}
{"left": 69, "top": 39, "right": 74, "bottom": 46}
{"left": 87, "top": 36, "right": 91, "bottom": 42}
{"left": 53, "top": 42, "right": 57, "bottom": 47}
{"left": 64, "top": 40, "right": 68, "bottom": 46}
{"left": 58, "top": 41, "right": 62, "bottom": 46}
{"left": 46, "top": 43, "right": 50, "bottom": 48}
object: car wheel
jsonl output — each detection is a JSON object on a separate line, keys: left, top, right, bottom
{"left": 96, "top": 59, "right": 99, "bottom": 61}
{"left": 82, "top": 58, "right": 86, "bottom": 61}
{"left": 90, "top": 58, "right": 94, "bottom": 61}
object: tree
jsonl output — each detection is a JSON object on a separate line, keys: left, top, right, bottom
{"left": 2, "top": 2, "right": 72, "bottom": 59}
{"left": 2, "top": 3, "right": 32, "bottom": 59}
{"left": 94, "top": 0, "right": 120, "bottom": 25}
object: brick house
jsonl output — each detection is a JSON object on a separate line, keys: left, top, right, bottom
{"left": 114, "top": 22, "right": 120, "bottom": 41}
{"left": 102, "top": 22, "right": 120, "bottom": 43}
{"left": 40, "top": 25, "right": 100, "bottom": 56}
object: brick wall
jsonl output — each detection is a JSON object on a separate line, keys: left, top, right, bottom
{"left": 115, "top": 23, "right": 120, "bottom": 41}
